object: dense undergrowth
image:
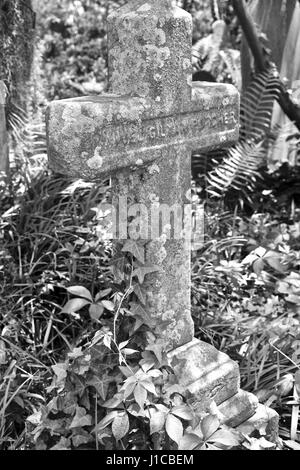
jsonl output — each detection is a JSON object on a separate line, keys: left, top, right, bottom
{"left": 1, "top": 0, "right": 300, "bottom": 452}
{"left": 1, "top": 159, "right": 300, "bottom": 449}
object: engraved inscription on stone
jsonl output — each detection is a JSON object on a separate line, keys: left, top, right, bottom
{"left": 96, "top": 108, "right": 237, "bottom": 151}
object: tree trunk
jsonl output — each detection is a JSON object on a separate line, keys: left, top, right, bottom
{"left": 234, "top": 0, "right": 300, "bottom": 163}
{"left": 0, "top": 81, "right": 9, "bottom": 176}
{"left": 271, "top": 2, "right": 300, "bottom": 164}
{"left": 241, "top": 0, "right": 296, "bottom": 91}
{"left": 0, "top": 0, "right": 35, "bottom": 177}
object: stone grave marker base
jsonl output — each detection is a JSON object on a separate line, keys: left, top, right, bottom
{"left": 167, "top": 338, "right": 279, "bottom": 441}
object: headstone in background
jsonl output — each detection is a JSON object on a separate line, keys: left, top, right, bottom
{"left": 46, "top": 0, "right": 278, "bottom": 438}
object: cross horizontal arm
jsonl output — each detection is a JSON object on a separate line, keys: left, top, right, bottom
{"left": 46, "top": 83, "right": 239, "bottom": 180}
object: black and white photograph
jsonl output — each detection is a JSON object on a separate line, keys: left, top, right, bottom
{"left": 0, "top": 0, "right": 300, "bottom": 454}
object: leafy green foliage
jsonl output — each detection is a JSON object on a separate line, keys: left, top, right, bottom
{"left": 37, "top": 0, "right": 125, "bottom": 101}
{"left": 192, "top": 178, "right": 300, "bottom": 444}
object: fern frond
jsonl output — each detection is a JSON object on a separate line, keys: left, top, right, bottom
{"left": 240, "top": 65, "right": 281, "bottom": 142}
{"left": 7, "top": 100, "right": 47, "bottom": 157}
{"left": 206, "top": 141, "right": 265, "bottom": 198}
{"left": 192, "top": 148, "right": 226, "bottom": 181}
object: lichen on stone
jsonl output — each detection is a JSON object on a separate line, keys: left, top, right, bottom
{"left": 148, "top": 163, "right": 160, "bottom": 175}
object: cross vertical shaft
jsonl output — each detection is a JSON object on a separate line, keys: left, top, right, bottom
{"left": 107, "top": 0, "right": 192, "bottom": 112}
{"left": 107, "top": 1, "right": 194, "bottom": 351}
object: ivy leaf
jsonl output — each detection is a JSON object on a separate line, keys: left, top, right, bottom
{"left": 265, "top": 255, "right": 285, "bottom": 273}
{"left": 133, "top": 283, "right": 147, "bottom": 305}
{"left": 111, "top": 254, "right": 127, "bottom": 282}
{"left": 61, "top": 298, "right": 91, "bottom": 314}
{"left": 134, "top": 383, "right": 147, "bottom": 410}
{"left": 155, "top": 404, "right": 171, "bottom": 414}
{"left": 68, "top": 347, "right": 84, "bottom": 359}
{"left": 123, "top": 381, "right": 137, "bottom": 399}
{"left": 72, "top": 356, "right": 91, "bottom": 377}
{"left": 102, "top": 300, "right": 115, "bottom": 312}
{"left": 209, "top": 428, "right": 241, "bottom": 447}
{"left": 127, "top": 403, "right": 147, "bottom": 418}
{"left": 119, "top": 340, "right": 129, "bottom": 350}
{"left": 95, "top": 288, "right": 112, "bottom": 301}
{"left": 51, "top": 363, "right": 68, "bottom": 383}
{"left": 27, "top": 410, "right": 43, "bottom": 426}
{"left": 89, "top": 303, "right": 104, "bottom": 320}
{"left": 178, "top": 433, "right": 202, "bottom": 450}
{"left": 103, "top": 332, "right": 113, "bottom": 349}
{"left": 50, "top": 437, "right": 71, "bottom": 450}
{"left": 72, "top": 433, "right": 91, "bottom": 448}
{"left": 119, "top": 366, "right": 136, "bottom": 378}
{"left": 140, "top": 357, "right": 156, "bottom": 373}
{"left": 165, "top": 414, "right": 183, "bottom": 446}
{"left": 171, "top": 405, "right": 194, "bottom": 421}
{"left": 146, "top": 339, "right": 167, "bottom": 365}
{"left": 148, "top": 369, "right": 163, "bottom": 378}
{"left": 97, "top": 410, "right": 120, "bottom": 430}
{"left": 253, "top": 258, "right": 265, "bottom": 276}
{"left": 201, "top": 415, "right": 220, "bottom": 440}
{"left": 123, "top": 348, "right": 139, "bottom": 356}
{"left": 97, "top": 429, "right": 113, "bottom": 446}
{"left": 129, "top": 302, "right": 155, "bottom": 328}
{"left": 122, "top": 240, "right": 145, "bottom": 264}
{"left": 150, "top": 410, "right": 166, "bottom": 434}
{"left": 140, "top": 380, "right": 157, "bottom": 395}
{"left": 112, "top": 412, "right": 130, "bottom": 441}
{"left": 132, "top": 265, "right": 161, "bottom": 284}
{"left": 103, "top": 392, "right": 124, "bottom": 409}
{"left": 66, "top": 286, "right": 93, "bottom": 302}
{"left": 87, "top": 375, "right": 111, "bottom": 400}
{"left": 62, "top": 395, "right": 77, "bottom": 415}
{"left": 70, "top": 406, "right": 92, "bottom": 429}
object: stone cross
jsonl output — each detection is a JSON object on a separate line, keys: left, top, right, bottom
{"left": 46, "top": 1, "right": 278, "bottom": 432}
{"left": 47, "top": 0, "right": 238, "bottom": 352}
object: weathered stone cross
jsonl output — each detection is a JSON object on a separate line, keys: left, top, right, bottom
{"left": 46, "top": 1, "right": 278, "bottom": 433}
{"left": 47, "top": 0, "right": 239, "bottom": 351}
